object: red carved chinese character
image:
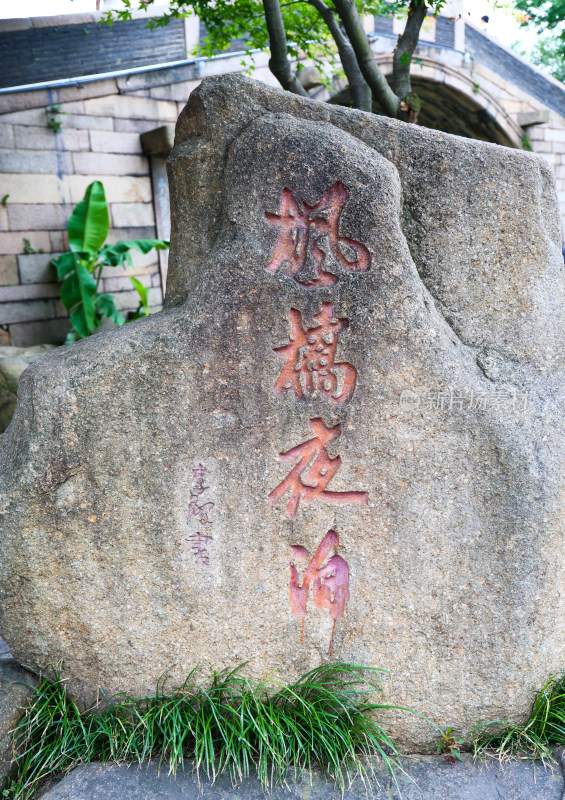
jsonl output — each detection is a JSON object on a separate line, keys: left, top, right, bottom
{"left": 289, "top": 529, "right": 349, "bottom": 655}
{"left": 268, "top": 418, "right": 368, "bottom": 519}
{"left": 265, "top": 181, "right": 370, "bottom": 287}
{"left": 274, "top": 303, "right": 357, "bottom": 404}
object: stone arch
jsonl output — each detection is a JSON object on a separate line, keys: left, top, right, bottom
{"left": 409, "top": 76, "right": 517, "bottom": 146}
{"left": 329, "top": 56, "right": 522, "bottom": 148}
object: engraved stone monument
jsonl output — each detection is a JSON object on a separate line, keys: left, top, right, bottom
{"left": 1, "top": 75, "right": 565, "bottom": 749}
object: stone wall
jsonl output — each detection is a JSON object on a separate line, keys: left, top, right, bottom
{"left": 0, "top": 12, "right": 280, "bottom": 346}
{"left": 0, "top": 82, "right": 172, "bottom": 346}
{"left": 0, "top": 15, "right": 186, "bottom": 91}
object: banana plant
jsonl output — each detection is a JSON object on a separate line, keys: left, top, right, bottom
{"left": 51, "top": 181, "right": 169, "bottom": 343}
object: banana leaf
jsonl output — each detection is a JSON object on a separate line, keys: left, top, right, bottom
{"left": 61, "top": 261, "right": 98, "bottom": 338}
{"left": 68, "top": 180, "right": 110, "bottom": 255}
{"left": 97, "top": 294, "right": 126, "bottom": 327}
{"left": 99, "top": 239, "right": 169, "bottom": 268}
{"left": 130, "top": 276, "right": 151, "bottom": 320}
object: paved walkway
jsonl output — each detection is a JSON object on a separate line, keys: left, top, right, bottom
{"left": 41, "top": 754, "right": 565, "bottom": 800}
{"left": 0, "top": 638, "right": 11, "bottom": 661}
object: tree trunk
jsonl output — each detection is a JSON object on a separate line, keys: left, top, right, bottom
{"left": 307, "top": 0, "right": 372, "bottom": 112}
{"left": 332, "top": 0, "right": 399, "bottom": 117}
{"left": 392, "top": 0, "right": 428, "bottom": 122}
{"left": 262, "top": 0, "right": 310, "bottom": 97}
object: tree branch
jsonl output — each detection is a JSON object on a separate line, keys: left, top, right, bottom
{"left": 393, "top": 0, "right": 428, "bottom": 120}
{"left": 306, "top": 0, "right": 371, "bottom": 112}
{"left": 262, "top": 0, "right": 310, "bottom": 96}
{"left": 332, "top": 0, "right": 399, "bottom": 118}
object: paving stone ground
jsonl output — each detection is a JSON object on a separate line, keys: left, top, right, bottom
{"left": 0, "top": 638, "right": 11, "bottom": 662}
{"left": 40, "top": 754, "right": 565, "bottom": 800}
{"left": 0, "top": 658, "right": 37, "bottom": 784}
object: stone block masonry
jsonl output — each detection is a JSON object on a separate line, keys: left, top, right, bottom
{"left": 0, "top": 175, "right": 152, "bottom": 205}
{"left": 17, "top": 253, "right": 60, "bottom": 284}
{"left": 0, "top": 256, "right": 17, "bottom": 285}
{"left": 0, "top": 83, "right": 169, "bottom": 345}
{"left": 0, "top": 13, "right": 282, "bottom": 346}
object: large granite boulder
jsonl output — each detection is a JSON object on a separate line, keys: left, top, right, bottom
{"left": 1, "top": 75, "right": 565, "bottom": 750}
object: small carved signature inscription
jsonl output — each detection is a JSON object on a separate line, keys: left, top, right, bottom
{"left": 265, "top": 181, "right": 370, "bottom": 287}
{"left": 289, "top": 529, "right": 350, "bottom": 655}
{"left": 186, "top": 464, "right": 214, "bottom": 566}
{"left": 274, "top": 303, "right": 356, "bottom": 404}
{"left": 187, "top": 531, "right": 213, "bottom": 566}
{"left": 268, "top": 418, "right": 368, "bottom": 519}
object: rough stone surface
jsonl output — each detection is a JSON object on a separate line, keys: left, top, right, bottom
{"left": 0, "top": 345, "right": 56, "bottom": 432}
{"left": 1, "top": 76, "right": 565, "bottom": 750}
{"left": 0, "top": 659, "right": 36, "bottom": 784}
{"left": 39, "top": 756, "right": 565, "bottom": 800}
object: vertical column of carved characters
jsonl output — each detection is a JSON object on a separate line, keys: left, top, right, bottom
{"left": 186, "top": 464, "right": 214, "bottom": 566}
{"left": 264, "top": 183, "right": 371, "bottom": 653}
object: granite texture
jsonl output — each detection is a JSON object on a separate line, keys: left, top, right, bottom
{"left": 1, "top": 76, "right": 565, "bottom": 750}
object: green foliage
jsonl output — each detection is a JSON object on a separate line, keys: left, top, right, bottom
{"left": 68, "top": 180, "right": 109, "bottom": 254}
{"left": 1, "top": 194, "right": 9, "bottom": 207}
{"left": 514, "top": 0, "right": 565, "bottom": 39}
{"left": 23, "top": 238, "right": 43, "bottom": 255}
{"left": 513, "top": 33, "right": 565, "bottom": 83}
{"left": 436, "top": 726, "right": 464, "bottom": 763}
{"left": 513, "top": 0, "right": 565, "bottom": 81}
{"left": 3, "top": 663, "right": 415, "bottom": 800}
{"left": 101, "top": 0, "right": 445, "bottom": 88}
{"left": 473, "top": 672, "right": 565, "bottom": 762}
{"left": 404, "top": 90, "right": 421, "bottom": 112}
{"left": 45, "top": 105, "right": 65, "bottom": 132}
{"left": 51, "top": 181, "right": 168, "bottom": 344}
{"left": 130, "top": 276, "right": 151, "bottom": 320}
{"left": 521, "top": 134, "right": 533, "bottom": 151}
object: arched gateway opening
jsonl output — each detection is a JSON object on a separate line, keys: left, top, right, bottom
{"left": 330, "top": 76, "right": 516, "bottom": 147}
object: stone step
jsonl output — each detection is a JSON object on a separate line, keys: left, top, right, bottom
{"left": 40, "top": 756, "right": 565, "bottom": 800}
{"left": 0, "top": 638, "right": 11, "bottom": 662}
